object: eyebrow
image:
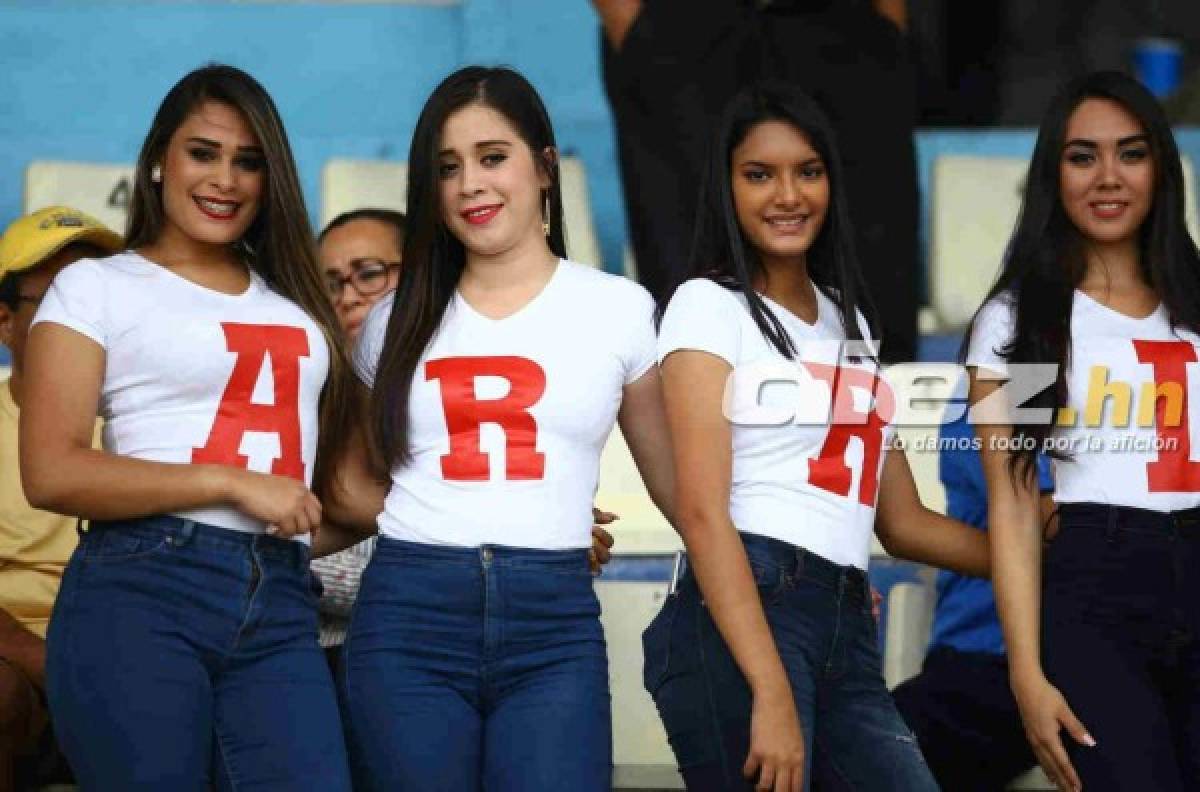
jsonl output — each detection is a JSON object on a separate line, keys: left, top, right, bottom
{"left": 185, "top": 136, "right": 263, "bottom": 153}
{"left": 739, "top": 156, "right": 823, "bottom": 167}
{"left": 438, "top": 140, "right": 514, "bottom": 156}
{"left": 1064, "top": 133, "right": 1150, "bottom": 149}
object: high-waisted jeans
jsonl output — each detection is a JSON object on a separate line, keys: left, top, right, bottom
{"left": 1042, "top": 503, "right": 1200, "bottom": 792}
{"left": 341, "top": 536, "right": 611, "bottom": 791}
{"left": 643, "top": 532, "right": 937, "bottom": 791}
{"left": 45, "top": 515, "right": 351, "bottom": 791}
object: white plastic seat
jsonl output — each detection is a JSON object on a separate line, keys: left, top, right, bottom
{"left": 24, "top": 160, "right": 135, "bottom": 236}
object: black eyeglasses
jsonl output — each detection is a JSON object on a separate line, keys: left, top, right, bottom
{"left": 325, "top": 259, "right": 400, "bottom": 302}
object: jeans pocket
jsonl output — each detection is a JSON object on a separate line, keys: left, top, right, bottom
{"left": 81, "top": 529, "right": 171, "bottom": 564}
{"left": 642, "top": 592, "right": 681, "bottom": 695}
{"left": 749, "top": 560, "right": 787, "bottom": 606}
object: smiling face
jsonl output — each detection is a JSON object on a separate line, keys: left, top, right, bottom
{"left": 731, "top": 120, "right": 830, "bottom": 272}
{"left": 437, "top": 102, "right": 550, "bottom": 260}
{"left": 1059, "top": 97, "right": 1155, "bottom": 248}
{"left": 155, "top": 99, "right": 265, "bottom": 253}
{"left": 319, "top": 217, "right": 402, "bottom": 340}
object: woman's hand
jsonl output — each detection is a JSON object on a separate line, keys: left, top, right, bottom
{"left": 226, "top": 468, "right": 322, "bottom": 538}
{"left": 1013, "top": 671, "right": 1094, "bottom": 792}
{"left": 744, "top": 687, "right": 805, "bottom": 792}
{"left": 589, "top": 508, "right": 618, "bottom": 574}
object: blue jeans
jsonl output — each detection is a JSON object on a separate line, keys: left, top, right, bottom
{"left": 45, "top": 516, "right": 351, "bottom": 791}
{"left": 643, "top": 533, "right": 937, "bottom": 791}
{"left": 342, "top": 537, "right": 611, "bottom": 791}
{"left": 1042, "top": 503, "right": 1200, "bottom": 792}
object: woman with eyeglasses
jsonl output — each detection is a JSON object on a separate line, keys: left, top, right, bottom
{"left": 319, "top": 208, "right": 406, "bottom": 342}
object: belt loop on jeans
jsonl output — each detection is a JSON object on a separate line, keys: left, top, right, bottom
{"left": 1105, "top": 505, "right": 1119, "bottom": 545}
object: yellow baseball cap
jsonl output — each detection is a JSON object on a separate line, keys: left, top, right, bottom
{"left": 0, "top": 206, "right": 123, "bottom": 279}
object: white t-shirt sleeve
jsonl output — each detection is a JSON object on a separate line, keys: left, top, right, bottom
{"left": 353, "top": 292, "right": 393, "bottom": 388}
{"left": 31, "top": 259, "right": 108, "bottom": 347}
{"left": 966, "top": 295, "right": 1016, "bottom": 375}
{"left": 658, "top": 278, "right": 741, "bottom": 367}
{"left": 621, "top": 283, "right": 658, "bottom": 385}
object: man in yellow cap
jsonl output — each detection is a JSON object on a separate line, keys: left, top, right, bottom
{"left": 0, "top": 207, "right": 121, "bottom": 792}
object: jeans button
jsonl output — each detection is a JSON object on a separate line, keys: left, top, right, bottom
{"left": 482, "top": 547, "right": 493, "bottom": 562}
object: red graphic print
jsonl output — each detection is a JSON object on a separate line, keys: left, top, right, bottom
{"left": 801, "top": 363, "right": 895, "bottom": 506}
{"left": 425, "top": 356, "right": 547, "bottom": 481}
{"left": 1133, "top": 339, "right": 1200, "bottom": 492}
{"left": 191, "top": 323, "right": 309, "bottom": 481}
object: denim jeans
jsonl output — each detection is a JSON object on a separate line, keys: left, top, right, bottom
{"left": 45, "top": 515, "right": 351, "bottom": 792}
{"left": 1042, "top": 503, "right": 1200, "bottom": 792}
{"left": 643, "top": 533, "right": 937, "bottom": 791}
{"left": 342, "top": 537, "right": 611, "bottom": 791}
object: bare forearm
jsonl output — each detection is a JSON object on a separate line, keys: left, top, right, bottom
{"left": 0, "top": 608, "right": 45, "bottom": 689}
{"left": 23, "top": 447, "right": 231, "bottom": 521}
{"left": 880, "top": 510, "right": 990, "bottom": 578}
{"left": 679, "top": 511, "right": 790, "bottom": 696}
{"left": 311, "top": 520, "right": 376, "bottom": 560}
{"left": 991, "top": 514, "right": 1045, "bottom": 680}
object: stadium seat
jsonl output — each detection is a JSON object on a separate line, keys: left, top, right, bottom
{"left": 929, "top": 154, "right": 1199, "bottom": 330}
{"left": 321, "top": 156, "right": 604, "bottom": 268}
{"left": 883, "top": 580, "right": 936, "bottom": 689}
{"left": 23, "top": 160, "right": 135, "bottom": 235}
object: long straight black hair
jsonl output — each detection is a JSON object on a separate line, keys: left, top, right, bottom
{"left": 127, "top": 64, "right": 359, "bottom": 499}
{"left": 660, "top": 81, "right": 877, "bottom": 356}
{"left": 370, "top": 66, "right": 566, "bottom": 471}
{"left": 964, "top": 70, "right": 1200, "bottom": 482}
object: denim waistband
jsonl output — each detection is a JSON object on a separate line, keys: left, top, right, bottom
{"left": 1057, "top": 502, "right": 1200, "bottom": 535}
{"left": 85, "top": 514, "right": 311, "bottom": 569}
{"left": 376, "top": 536, "right": 590, "bottom": 570}
{"left": 679, "top": 532, "right": 868, "bottom": 601}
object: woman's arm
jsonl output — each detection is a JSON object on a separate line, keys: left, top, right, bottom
{"left": 617, "top": 365, "right": 675, "bottom": 524}
{"left": 874, "top": 447, "right": 990, "bottom": 577}
{"left": 315, "top": 418, "right": 388, "bottom": 558}
{"left": 970, "top": 370, "right": 1092, "bottom": 792}
{"left": 661, "top": 349, "right": 804, "bottom": 791}
{"left": 20, "top": 323, "right": 320, "bottom": 535}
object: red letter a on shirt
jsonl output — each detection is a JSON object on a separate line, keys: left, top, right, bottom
{"left": 425, "top": 356, "right": 547, "bottom": 481}
{"left": 191, "top": 323, "right": 310, "bottom": 481}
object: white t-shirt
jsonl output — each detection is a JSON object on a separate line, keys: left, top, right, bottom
{"left": 33, "top": 252, "right": 330, "bottom": 536}
{"left": 968, "top": 290, "right": 1200, "bottom": 512}
{"left": 658, "top": 278, "right": 891, "bottom": 570}
{"left": 356, "top": 260, "right": 656, "bottom": 549}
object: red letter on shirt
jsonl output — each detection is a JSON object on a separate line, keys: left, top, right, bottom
{"left": 191, "top": 323, "right": 310, "bottom": 481}
{"left": 1133, "top": 339, "right": 1200, "bottom": 492}
{"left": 802, "top": 363, "right": 894, "bottom": 506}
{"left": 425, "top": 356, "right": 546, "bottom": 481}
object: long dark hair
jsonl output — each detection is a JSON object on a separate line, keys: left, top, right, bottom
{"left": 661, "top": 82, "right": 877, "bottom": 357}
{"left": 964, "top": 70, "right": 1200, "bottom": 482}
{"left": 127, "top": 64, "right": 359, "bottom": 498}
{"left": 371, "top": 66, "right": 566, "bottom": 470}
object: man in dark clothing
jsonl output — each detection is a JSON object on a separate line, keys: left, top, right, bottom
{"left": 595, "top": 0, "right": 919, "bottom": 362}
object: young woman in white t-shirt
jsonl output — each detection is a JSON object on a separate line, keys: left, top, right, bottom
{"left": 20, "top": 65, "right": 358, "bottom": 790}
{"left": 966, "top": 71, "right": 1200, "bottom": 792}
{"left": 646, "top": 83, "right": 990, "bottom": 792}
{"left": 335, "top": 66, "right": 674, "bottom": 791}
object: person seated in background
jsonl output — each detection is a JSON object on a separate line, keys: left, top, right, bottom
{"left": 0, "top": 207, "right": 121, "bottom": 792}
{"left": 892, "top": 403, "right": 1054, "bottom": 792}
{"left": 312, "top": 208, "right": 406, "bottom": 671}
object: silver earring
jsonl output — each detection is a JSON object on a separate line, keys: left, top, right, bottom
{"left": 542, "top": 194, "right": 551, "bottom": 237}
{"left": 151, "top": 165, "right": 162, "bottom": 183}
